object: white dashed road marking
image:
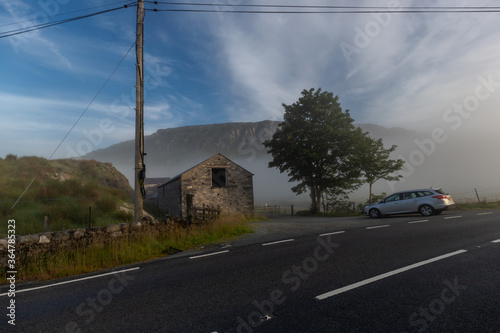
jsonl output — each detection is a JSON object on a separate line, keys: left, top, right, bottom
{"left": 366, "top": 225, "right": 390, "bottom": 230}
{"left": 409, "top": 220, "right": 429, "bottom": 224}
{"left": 444, "top": 216, "right": 462, "bottom": 219}
{"left": 189, "top": 250, "right": 230, "bottom": 260}
{"left": 262, "top": 239, "right": 295, "bottom": 246}
{"left": 319, "top": 231, "right": 346, "bottom": 237}
{"left": 315, "top": 249, "right": 468, "bottom": 301}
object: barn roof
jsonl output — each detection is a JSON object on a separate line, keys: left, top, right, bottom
{"left": 157, "top": 153, "right": 253, "bottom": 188}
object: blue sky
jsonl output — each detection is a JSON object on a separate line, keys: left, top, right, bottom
{"left": 1, "top": 0, "right": 500, "bottom": 160}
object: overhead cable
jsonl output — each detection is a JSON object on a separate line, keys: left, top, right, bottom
{"left": 0, "top": 1, "right": 134, "bottom": 29}
{"left": 144, "top": 2, "right": 500, "bottom": 14}
{"left": 0, "top": 4, "right": 134, "bottom": 39}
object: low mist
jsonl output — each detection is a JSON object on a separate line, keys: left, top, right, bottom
{"left": 87, "top": 121, "right": 500, "bottom": 208}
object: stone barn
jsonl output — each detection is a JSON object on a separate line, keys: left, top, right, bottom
{"left": 157, "top": 154, "right": 254, "bottom": 218}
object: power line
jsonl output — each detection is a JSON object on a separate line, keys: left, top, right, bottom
{"left": 147, "top": 2, "right": 500, "bottom": 10}
{"left": 0, "top": 1, "right": 134, "bottom": 29}
{"left": 144, "top": 2, "right": 500, "bottom": 14}
{"left": 148, "top": 8, "right": 500, "bottom": 14}
{"left": 48, "top": 42, "right": 136, "bottom": 161}
{"left": 0, "top": 4, "right": 134, "bottom": 39}
{"left": 11, "top": 42, "right": 136, "bottom": 209}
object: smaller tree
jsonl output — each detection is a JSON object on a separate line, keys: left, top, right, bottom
{"left": 357, "top": 134, "right": 405, "bottom": 203}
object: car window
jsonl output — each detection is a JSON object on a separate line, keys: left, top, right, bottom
{"left": 435, "top": 189, "right": 446, "bottom": 195}
{"left": 422, "top": 191, "right": 433, "bottom": 196}
{"left": 385, "top": 194, "right": 400, "bottom": 202}
{"left": 415, "top": 192, "right": 425, "bottom": 197}
{"left": 401, "top": 192, "right": 414, "bottom": 200}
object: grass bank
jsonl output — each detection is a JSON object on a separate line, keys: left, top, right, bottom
{"left": 0, "top": 156, "right": 134, "bottom": 237}
{"left": 455, "top": 201, "right": 500, "bottom": 210}
{"left": 2, "top": 215, "right": 255, "bottom": 283}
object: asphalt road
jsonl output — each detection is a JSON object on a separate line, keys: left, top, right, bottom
{"left": 2, "top": 210, "right": 500, "bottom": 333}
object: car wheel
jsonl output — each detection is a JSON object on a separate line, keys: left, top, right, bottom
{"left": 369, "top": 208, "right": 381, "bottom": 219}
{"left": 419, "top": 205, "right": 434, "bottom": 216}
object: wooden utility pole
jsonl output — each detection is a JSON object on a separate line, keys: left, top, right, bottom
{"left": 134, "top": 0, "right": 145, "bottom": 222}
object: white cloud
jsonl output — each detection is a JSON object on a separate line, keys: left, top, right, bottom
{"left": 0, "top": 2, "right": 75, "bottom": 71}
{"left": 200, "top": 2, "right": 500, "bottom": 130}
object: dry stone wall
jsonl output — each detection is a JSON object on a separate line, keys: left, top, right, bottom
{"left": 0, "top": 217, "right": 180, "bottom": 268}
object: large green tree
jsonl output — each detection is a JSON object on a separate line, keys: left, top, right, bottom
{"left": 357, "top": 134, "right": 405, "bottom": 203}
{"left": 264, "top": 88, "right": 363, "bottom": 213}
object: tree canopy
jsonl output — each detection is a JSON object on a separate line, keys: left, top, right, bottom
{"left": 264, "top": 88, "right": 363, "bottom": 213}
{"left": 265, "top": 88, "right": 405, "bottom": 213}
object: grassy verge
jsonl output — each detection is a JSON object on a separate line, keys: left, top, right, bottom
{"left": 2, "top": 215, "right": 255, "bottom": 283}
{"left": 295, "top": 210, "right": 363, "bottom": 217}
{"left": 455, "top": 201, "right": 500, "bottom": 210}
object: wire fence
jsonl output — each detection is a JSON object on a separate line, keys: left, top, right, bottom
{"left": 254, "top": 204, "right": 310, "bottom": 217}
{"left": 1, "top": 197, "right": 133, "bottom": 237}
{"left": 449, "top": 187, "right": 500, "bottom": 204}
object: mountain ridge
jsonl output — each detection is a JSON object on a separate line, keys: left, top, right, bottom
{"left": 84, "top": 121, "right": 422, "bottom": 203}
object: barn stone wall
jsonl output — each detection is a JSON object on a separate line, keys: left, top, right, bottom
{"left": 157, "top": 154, "right": 254, "bottom": 218}
{"left": 157, "top": 178, "right": 182, "bottom": 217}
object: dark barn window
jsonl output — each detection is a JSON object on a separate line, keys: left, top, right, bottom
{"left": 212, "top": 168, "right": 227, "bottom": 188}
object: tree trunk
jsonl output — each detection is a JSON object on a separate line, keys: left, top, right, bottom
{"left": 369, "top": 182, "right": 373, "bottom": 203}
{"left": 310, "top": 187, "right": 322, "bottom": 214}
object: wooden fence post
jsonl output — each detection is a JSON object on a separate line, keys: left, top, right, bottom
{"left": 88, "top": 206, "right": 92, "bottom": 228}
{"left": 44, "top": 216, "right": 51, "bottom": 231}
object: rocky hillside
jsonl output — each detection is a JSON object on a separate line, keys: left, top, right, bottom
{"left": 86, "top": 121, "right": 281, "bottom": 179}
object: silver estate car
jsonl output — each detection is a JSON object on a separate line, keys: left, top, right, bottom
{"left": 364, "top": 188, "right": 455, "bottom": 218}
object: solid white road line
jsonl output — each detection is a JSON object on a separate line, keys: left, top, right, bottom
{"left": 319, "top": 231, "right": 346, "bottom": 237}
{"left": 366, "top": 225, "right": 390, "bottom": 230}
{"left": 262, "top": 239, "right": 295, "bottom": 246}
{"left": 408, "top": 220, "right": 429, "bottom": 224}
{"left": 315, "top": 249, "right": 468, "bottom": 301}
{"left": 478, "top": 212, "right": 494, "bottom": 216}
{"left": 0, "top": 267, "right": 140, "bottom": 297}
{"left": 444, "top": 215, "right": 462, "bottom": 219}
{"left": 189, "top": 250, "right": 230, "bottom": 260}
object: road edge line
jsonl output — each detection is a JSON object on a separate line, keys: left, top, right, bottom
{"left": 0, "top": 267, "right": 140, "bottom": 297}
